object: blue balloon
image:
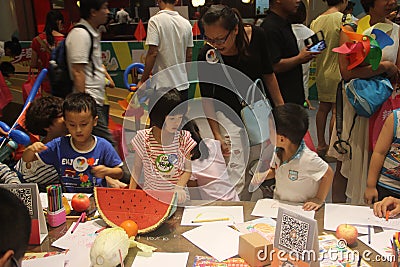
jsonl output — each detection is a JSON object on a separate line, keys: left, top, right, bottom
{"left": 9, "top": 129, "right": 30, "bottom": 146}
{"left": 0, "top": 121, "right": 10, "bottom": 132}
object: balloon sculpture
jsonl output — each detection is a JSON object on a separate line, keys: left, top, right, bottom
{"left": 332, "top": 15, "right": 394, "bottom": 70}
{"left": 0, "top": 69, "right": 47, "bottom": 163}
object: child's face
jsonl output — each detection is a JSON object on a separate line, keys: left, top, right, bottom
{"left": 163, "top": 114, "right": 184, "bottom": 134}
{"left": 47, "top": 116, "right": 68, "bottom": 137}
{"left": 64, "top": 111, "right": 97, "bottom": 144}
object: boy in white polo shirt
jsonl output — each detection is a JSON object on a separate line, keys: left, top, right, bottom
{"left": 252, "top": 103, "right": 333, "bottom": 211}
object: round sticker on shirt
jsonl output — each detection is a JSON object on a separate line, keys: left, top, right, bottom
{"left": 155, "top": 154, "right": 174, "bottom": 173}
{"left": 206, "top": 49, "right": 219, "bottom": 64}
{"left": 73, "top": 156, "right": 89, "bottom": 172}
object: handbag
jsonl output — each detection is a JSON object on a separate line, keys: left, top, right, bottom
{"left": 22, "top": 69, "right": 41, "bottom": 102}
{"left": 0, "top": 72, "right": 12, "bottom": 115}
{"left": 345, "top": 76, "right": 393, "bottom": 118}
{"left": 214, "top": 49, "right": 272, "bottom": 146}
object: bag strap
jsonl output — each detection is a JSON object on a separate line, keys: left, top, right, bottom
{"left": 35, "top": 36, "right": 52, "bottom": 54}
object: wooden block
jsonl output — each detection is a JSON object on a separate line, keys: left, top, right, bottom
{"left": 239, "top": 232, "right": 273, "bottom": 267}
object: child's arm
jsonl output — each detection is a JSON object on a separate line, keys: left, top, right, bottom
{"left": 365, "top": 113, "right": 394, "bottom": 204}
{"left": 91, "top": 165, "right": 123, "bottom": 180}
{"left": 129, "top": 154, "right": 143, "bottom": 189}
{"left": 22, "top": 142, "right": 47, "bottom": 162}
{"left": 103, "top": 65, "right": 115, "bottom": 88}
{"left": 174, "top": 159, "right": 192, "bottom": 204}
{"left": 251, "top": 168, "right": 275, "bottom": 185}
{"left": 303, "top": 165, "right": 334, "bottom": 211}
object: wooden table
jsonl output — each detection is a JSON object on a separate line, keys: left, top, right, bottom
{"left": 28, "top": 201, "right": 392, "bottom": 266}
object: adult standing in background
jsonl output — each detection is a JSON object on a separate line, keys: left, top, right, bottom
{"left": 0, "top": 37, "right": 21, "bottom": 59}
{"left": 31, "top": 10, "right": 65, "bottom": 94}
{"left": 310, "top": 0, "right": 348, "bottom": 157}
{"left": 116, "top": 7, "right": 131, "bottom": 24}
{"left": 261, "top": 0, "right": 318, "bottom": 105}
{"left": 137, "top": 0, "right": 193, "bottom": 101}
{"left": 198, "top": 5, "right": 283, "bottom": 200}
{"left": 66, "top": 0, "right": 115, "bottom": 146}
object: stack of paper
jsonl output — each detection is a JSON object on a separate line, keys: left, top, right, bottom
{"left": 251, "top": 199, "right": 315, "bottom": 219}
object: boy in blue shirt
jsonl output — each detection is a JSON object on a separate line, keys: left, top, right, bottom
{"left": 23, "top": 93, "right": 123, "bottom": 193}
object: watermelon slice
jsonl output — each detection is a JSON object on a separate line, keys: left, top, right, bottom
{"left": 94, "top": 188, "right": 177, "bottom": 234}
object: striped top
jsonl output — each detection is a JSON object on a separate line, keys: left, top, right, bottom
{"left": 0, "top": 163, "right": 20, "bottom": 184}
{"left": 131, "top": 128, "right": 196, "bottom": 191}
{"left": 378, "top": 108, "right": 400, "bottom": 193}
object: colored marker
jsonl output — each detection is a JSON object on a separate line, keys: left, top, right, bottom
{"left": 386, "top": 210, "right": 390, "bottom": 221}
{"left": 95, "top": 226, "right": 107, "bottom": 234}
{"left": 368, "top": 225, "right": 371, "bottom": 244}
{"left": 71, "top": 212, "right": 86, "bottom": 234}
{"left": 191, "top": 217, "right": 230, "bottom": 223}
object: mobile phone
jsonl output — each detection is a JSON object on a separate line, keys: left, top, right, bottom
{"left": 304, "top": 31, "right": 326, "bottom": 52}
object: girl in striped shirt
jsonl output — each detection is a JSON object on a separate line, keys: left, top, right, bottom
{"left": 129, "top": 89, "right": 196, "bottom": 204}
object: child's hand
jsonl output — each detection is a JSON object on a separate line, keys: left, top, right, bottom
{"left": 27, "top": 142, "right": 48, "bottom": 153}
{"left": 251, "top": 170, "right": 268, "bottom": 185}
{"left": 91, "top": 165, "right": 109, "bottom": 178}
{"left": 303, "top": 198, "right": 323, "bottom": 211}
{"left": 174, "top": 186, "right": 187, "bottom": 204}
{"left": 364, "top": 186, "right": 378, "bottom": 205}
{"left": 105, "top": 176, "right": 127, "bottom": 188}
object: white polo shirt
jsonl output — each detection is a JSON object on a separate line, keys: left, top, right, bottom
{"left": 146, "top": 10, "right": 193, "bottom": 91}
{"left": 66, "top": 19, "right": 105, "bottom": 105}
{"left": 273, "top": 142, "right": 329, "bottom": 203}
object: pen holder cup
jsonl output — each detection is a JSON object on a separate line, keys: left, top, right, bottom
{"left": 47, "top": 208, "right": 66, "bottom": 227}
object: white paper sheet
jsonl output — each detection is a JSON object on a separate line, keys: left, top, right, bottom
{"left": 22, "top": 253, "right": 66, "bottom": 267}
{"left": 358, "top": 230, "right": 396, "bottom": 257}
{"left": 181, "top": 206, "right": 244, "bottom": 226}
{"left": 251, "top": 199, "right": 315, "bottom": 219}
{"left": 131, "top": 252, "right": 189, "bottom": 267}
{"left": 51, "top": 219, "right": 103, "bottom": 250}
{"left": 65, "top": 246, "right": 92, "bottom": 267}
{"left": 182, "top": 224, "right": 242, "bottom": 262}
{"left": 324, "top": 204, "right": 400, "bottom": 231}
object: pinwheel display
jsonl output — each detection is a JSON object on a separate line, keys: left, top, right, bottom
{"left": 332, "top": 15, "right": 394, "bottom": 70}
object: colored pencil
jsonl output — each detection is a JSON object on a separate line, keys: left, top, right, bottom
{"left": 71, "top": 212, "right": 86, "bottom": 234}
{"left": 386, "top": 210, "right": 390, "bottom": 221}
{"left": 119, "top": 249, "right": 124, "bottom": 267}
{"left": 191, "top": 217, "right": 230, "bottom": 223}
{"left": 368, "top": 225, "right": 371, "bottom": 244}
{"left": 95, "top": 226, "right": 106, "bottom": 234}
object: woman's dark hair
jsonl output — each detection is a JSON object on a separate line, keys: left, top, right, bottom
{"left": 182, "top": 119, "right": 209, "bottom": 160}
{"left": 4, "top": 37, "right": 21, "bottom": 57}
{"left": 25, "top": 96, "right": 63, "bottom": 136}
{"left": 44, "top": 10, "right": 64, "bottom": 46}
{"left": 63, "top": 92, "right": 97, "bottom": 118}
{"left": 360, "top": 0, "right": 375, "bottom": 13}
{"left": 202, "top": 5, "right": 249, "bottom": 58}
{"left": 323, "top": 0, "right": 346, "bottom": 7}
{"left": 80, "top": 0, "right": 108, "bottom": 20}
{"left": 149, "top": 88, "right": 187, "bottom": 129}
{"left": 289, "top": 1, "right": 307, "bottom": 24}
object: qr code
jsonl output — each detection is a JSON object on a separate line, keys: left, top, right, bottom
{"left": 278, "top": 213, "right": 310, "bottom": 254}
{"left": 10, "top": 188, "right": 33, "bottom": 216}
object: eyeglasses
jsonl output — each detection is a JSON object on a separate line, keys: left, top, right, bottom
{"left": 11, "top": 256, "right": 20, "bottom": 267}
{"left": 204, "top": 31, "right": 231, "bottom": 45}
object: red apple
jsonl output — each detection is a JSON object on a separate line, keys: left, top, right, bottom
{"left": 336, "top": 224, "right": 358, "bottom": 245}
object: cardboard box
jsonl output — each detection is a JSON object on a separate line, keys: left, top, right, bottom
{"left": 239, "top": 232, "right": 273, "bottom": 267}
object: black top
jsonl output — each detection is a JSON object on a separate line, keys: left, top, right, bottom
{"left": 261, "top": 10, "right": 305, "bottom": 105}
{"left": 198, "top": 25, "right": 274, "bottom": 123}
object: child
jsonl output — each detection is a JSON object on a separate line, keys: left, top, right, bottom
{"left": 183, "top": 120, "right": 239, "bottom": 201}
{"left": 365, "top": 110, "right": 400, "bottom": 204}
{"left": 0, "top": 163, "right": 20, "bottom": 184}
{"left": 129, "top": 89, "right": 196, "bottom": 204}
{"left": 15, "top": 96, "right": 67, "bottom": 192}
{"left": 22, "top": 93, "right": 123, "bottom": 193}
{"left": 251, "top": 103, "right": 333, "bottom": 211}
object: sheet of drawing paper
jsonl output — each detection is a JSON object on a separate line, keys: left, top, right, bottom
{"left": 181, "top": 206, "right": 244, "bottom": 226}
{"left": 182, "top": 224, "right": 242, "bottom": 262}
{"left": 22, "top": 253, "right": 66, "bottom": 267}
{"left": 251, "top": 198, "right": 315, "bottom": 219}
{"left": 358, "top": 229, "right": 397, "bottom": 257}
{"left": 131, "top": 252, "right": 189, "bottom": 267}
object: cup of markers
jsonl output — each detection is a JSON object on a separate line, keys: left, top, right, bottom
{"left": 47, "top": 184, "right": 66, "bottom": 227}
{"left": 391, "top": 232, "right": 400, "bottom": 267}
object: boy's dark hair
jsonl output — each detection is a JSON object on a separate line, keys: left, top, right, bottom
{"left": 182, "top": 119, "right": 209, "bottom": 160}
{"left": 4, "top": 37, "right": 22, "bottom": 57}
{"left": 63, "top": 92, "right": 97, "bottom": 118}
{"left": 0, "top": 187, "right": 31, "bottom": 260}
{"left": 149, "top": 88, "right": 186, "bottom": 129}
{"left": 80, "top": 0, "right": 108, "bottom": 20}
{"left": 45, "top": 10, "right": 64, "bottom": 46}
{"left": 273, "top": 103, "right": 309, "bottom": 145}
{"left": 161, "top": 0, "right": 176, "bottom": 4}
{"left": 25, "top": 96, "right": 64, "bottom": 136}
{"left": 289, "top": 1, "right": 307, "bottom": 24}
{"left": 0, "top": 62, "right": 15, "bottom": 78}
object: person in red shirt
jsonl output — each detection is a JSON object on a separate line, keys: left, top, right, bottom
{"left": 30, "top": 10, "right": 65, "bottom": 93}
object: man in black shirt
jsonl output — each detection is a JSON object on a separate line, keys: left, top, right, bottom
{"left": 261, "top": 0, "right": 317, "bottom": 105}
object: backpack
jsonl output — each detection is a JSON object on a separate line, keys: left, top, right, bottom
{"left": 48, "top": 24, "right": 94, "bottom": 98}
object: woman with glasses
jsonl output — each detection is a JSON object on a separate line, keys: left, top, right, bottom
{"left": 197, "top": 5, "right": 283, "bottom": 200}
{"left": 328, "top": 0, "right": 400, "bottom": 204}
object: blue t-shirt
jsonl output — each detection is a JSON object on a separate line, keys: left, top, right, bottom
{"left": 37, "top": 135, "right": 123, "bottom": 193}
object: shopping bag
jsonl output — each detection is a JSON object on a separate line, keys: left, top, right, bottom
{"left": 369, "top": 91, "right": 400, "bottom": 151}
{"left": 22, "top": 70, "right": 41, "bottom": 102}
{"left": 0, "top": 72, "right": 12, "bottom": 115}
